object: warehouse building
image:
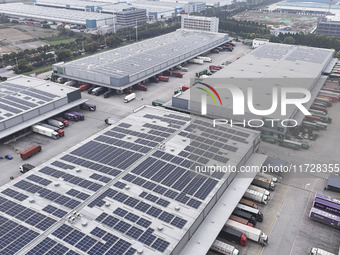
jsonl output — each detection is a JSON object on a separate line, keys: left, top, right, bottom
{"left": 114, "top": 8, "right": 147, "bottom": 28}
{"left": 0, "top": 3, "right": 114, "bottom": 28}
{"left": 0, "top": 105, "right": 264, "bottom": 255}
{"left": 267, "top": 1, "right": 340, "bottom": 15}
{"left": 181, "top": 15, "right": 219, "bottom": 32}
{"left": 184, "top": 2, "right": 207, "bottom": 13}
{"left": 52, "top": 29, "right": 228, "bottom": 90}
{"left": 0, "top": 76, "right": 86, "bottom": 140}
{"left": 170, "top": 43, "right": 336, "bottom": 136}
{"left": 315, "top": 16, "right": 340, "bottom": 37}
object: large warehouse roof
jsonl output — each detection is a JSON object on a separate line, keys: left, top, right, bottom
{"left": 0, "top": 106, "right": 260, "bottom": 255}
{"left": 53, "top": 29, "right": 228, "bottom": 89}
{"left": 172, "top": 43, "right": 334, "bottom": 124}
{"left": 0, "top": 3, "right": 114, "bottom": 26}
{"left": 0, "top": 76, "right": 86, "bottom": 140}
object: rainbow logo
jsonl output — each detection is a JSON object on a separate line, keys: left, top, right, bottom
{"left": 197, "top": 83, "right": 222, "bottom": 106}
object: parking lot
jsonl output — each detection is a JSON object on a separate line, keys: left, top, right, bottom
{"left": 0, "top": 41, "right": 252, "bottom": 186}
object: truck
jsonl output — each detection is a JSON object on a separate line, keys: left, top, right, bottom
{"left": 256, "top": 173, "right": 278, "bottom": 183}
{"left": 311, "top": 113, "right": 332, "bottom": 123}
{"left": 47, "top": 119, "right": 64, "bottom": 129}
{"left": 64, "top": 80, "right": 76, "bottom": 86}
{"left": 20, "top": 145, "right": 41, "bottom": 160}
{"left": 53, "top": 117, "right": 69, "bottom": 127}
{"left": 230, "top": 215, "right": 254, "bottom": 227}
{"left": 219, "top": 226, "right": 247, "bottom": 246}
{"left": 310, "top": 248, "right": 335, "bottom": 255}
{"left": 181, "top": 67, "right": 188, "bottom": 72}
{"left": 252, "top": 176, "right": 275, "bottom": 191}
{"left": 210, "top": 49, "right": 220, "bottom": 53}
{"left": 225, "top": 220, "right": 268, "bottom": 246}
{"left": 158, "top": 76, "right": 169, "bottom": 82}
{"left": 306, "top": 115, "right": 323, "bottom": 122}
{"left": 39, "top": 123, "right": 64, "bottom": 137}
{"left": 171, "top": 72, "right": 183, "bottom": 78}
{"left": 124, "top": 93, "right": 136, "bottom": 103}
{"left": 210, "top": 240, "right": 239, "bottom": 255}
{"left": 309, "top": 207, "right": 340, "bottom": 229}
{"left": 244, "top": 189, "right": 269, "bottom": 205}
{"left": 133, "top": 84, "right": 147, "bottom": 91}
{"left": 152, "top": 99, "right": 166, "bottom": 106}
{"left": 189, "top": 59, "right": 204, "bottom": 65}
{"left": 19, "top": 163, "right": 35, "bottom": 173}
{"left": 236, "top": 203, "right": 264, "bottom": 222}
{"left": 79, "top": 84, "right": 90, "bottom": 91}
{"left": 32, "top": 125, "right": 59, "bottom": 140}
{"left": 104, "top": 89, "right": 115, "bottom": 98}
{"left": 249, "top": 185, "right": 270, "bottom": 197}
{"left": 64, "top": 112, "right": 79, "bottom": 121}
{"left": 149, "top": 77, "right": 159, "bottom": 83}
{"left": 196, "top": 56, "right": 212, "bottom": 62}
{"left": 309, "top": 109, "right": 326, "bottom": 116}
{"left": 209, "top": 65, "right": 222, "bottom": 71}
{"left": 70, "top": 112, "right": 84, "bottom": 121}
{"left": 80, "top": 103, "right": 96, "bottom": 111}
{"left": 239, "top": 198, "right": 258, "bottom": 209}
{"left": 181, "top": 85, "right": 190, "bottom": 91}
{"left": 92, "top": 87, "right": 107, "bottom": 96}
{"left": 57, "top": 77, "right": 67, "bottom": 83}
{"left": 310, "top": 105, "right": 328, "bottom": 114}
{"left": 87, "top": 86, "right": 97, "bottom": 94}
{"left": 315, "top": 97, "right": 332, "bottom": 107}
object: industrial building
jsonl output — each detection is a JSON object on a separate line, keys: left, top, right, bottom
{"left": 33, "top": 0, "right": 183, "bottom": 20}
{"left": 114, "top": 8, "right": 147, "bottom": 28}
{"left": 0, "top": 76, "right": 86, "bottom": 140}
{"left": 267, "top": 1, "right": 340, "bottom": 15}
{"left": 181, "top": 15, "right": 219, "bottom": 33}
{"left": 0, "top": 3, "right": 114, "bottom": 28}
{"left": 183, "top": 2, "right": 207, "bottom": 14}
{"left": 0, "top": 105, "right": 263, "bottom": 255}
{"left": 170, "top": 43, "right": 336, "bottom": 135}
{"left": 52, "top": 29, "right": 228, "bottom": 90}
{"left": 315, "top": 16, "right": 340, "bottom": 37}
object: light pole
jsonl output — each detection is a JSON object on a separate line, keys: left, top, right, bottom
{"left": 135, "top": 18, "right": 138, "bottom": 42}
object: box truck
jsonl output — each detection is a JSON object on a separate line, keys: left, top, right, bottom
{"left": 230, "top": 214, "right": 254, "bottom": 227}
{"left": 64, "top": 80, "right": 76, "bottom": 86}
{"left": 124, "top": 93, "right": 136, "bottom": 103}
{"left": 32, "top": 125, "right": 59, "bottom": 140}
{"left": 310, "top": 248, "right": 335, "bottom": 255}
{"left": 218, "top": 226, "right": 247, "bottom": 246}
{"left": 257, "top": 173, "right": 278, "bottom": 183}
{"left": 249, "top": 185, "right": 270, "bottom": 197}
{"left": 252, "top": 176, "right": 275, "bottom": 191}
{"left": 232, "top": 208, "right": 256, "bottom": 226}
{"left": 39, "top": 123, "right": 64, "bottom": 137}
{"left": 19, "top": 163, "right": 35, "bottom": 173}
{"left": 236, "top": 204, "right": 264, "bottom": 222}
{"left": 47, "top": 119, "right": 64, "bottom": 129}
{"left": 64, "top": 113, "right": 79, "bottom": 121}
{"left": 225, "top": 220, "right": 268, "bottom": 246}
{"left": 210, "top": 240, "right": 239, "bottom": 255}
{"left": 244, "top": 189, "right": 269, "bottom": 204}
{"left": 20, "top": 145, "right": 41, "bottom": 160}
{"left": 53, "top": 117, "right": 69, "bottom": 127}
{"left": 239, "top": 198, "right": 258, "bottom": 209}
{"left": 70, "top": 112, "right": 84, "bottom": 121}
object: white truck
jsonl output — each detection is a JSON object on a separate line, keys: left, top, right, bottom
{"left": 181, "top": 67, "right": 188, "bottom": 72}
{"left": 244, "top": 189, "right": 269, "bottom": 204}
{"left": 257, "top": 172, "right": 278, "bottom": 182}
{"left": 19, "top": 163, "right": 35, "bottom": 173}
{"left": 188, "top": 58, "right": 204, "bottom": 65}
{"left": 124, "top": 93, "right": 136, "bottom": 103}
{"left": 252, "top": 176, "right": 275, "bottom": 191}
{"left": 32, "top": 125, "right": 59, "bottom": 140}
{"left": 197, "top": 56, "right": 212, "bottom": 62}
{"left": 47, "top": 119, "right": 64, "bottom": 129}
{"left": 210, "top": 240, "right": 239, "bottom": 255}
{"left": 249, "top": 184, "right": 270, "bottom": 197}
{"left": 64, "top": 80, "right": 76, "bottom": 86}
{"left": 225, "top": 219, "right": 268, "bottom": 246}
{"left": 310, "top": 248, "right": 335, "bottom": 255}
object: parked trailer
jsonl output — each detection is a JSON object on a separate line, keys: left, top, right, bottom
{"left": 149, "top": 77, "right": 159, "bottom": 83}
{"left": 244, "top": 189, "right": 269, "bottom": 205}
{"left": 231, "top": 209, "right": 256, "bottom": 226}
{"left": 315, "top": 193, "right": 340, "bottom": 205}
{"left": 19, "top": 163, "right": 35, "bottom": 173}
{"left": 302, "top": 121, "right": 322, "bottom": 131}
{"left": 225, "top": 220, "right": 268, "bottom": 246}
{"left": 236, "top": 203, "right": 264, "bottom": 222}
{"left": 39, "top": 123, "right": 64, "bottom": 137}
{"left": 310, "top": 105, "right": 328, "bottom": 114}
{"left": 210, "top": 240, "right": 239, "bottom": 255}
{"left": 53, "top": 117, "right": 69, "bottom": 127}
{"left": 306, "top": 115, "right": 323, "bottom": 122}
{"left": 310, "top": 247, "right": 336, "bottom": 255}
{"left": 219, "top": 226, "right": 247, "bottom": 246}
{"left": 256, "top": 173, "right": 277, "bottom": 183}
{"left": 133, "top": 84, "right": 147, "bottom": 91}
{"left": 196, "top": 56, "right": 212, "bottom": 62}
{"left": 313, "top": 102, "right": 328, "bottom": 108}
{"left": 252, "top": 176, "right": 275, "bottom": 191}
{"left": 92, "top": 87, "right": 107, "bottom": 96}
{"left": 310, "top": 109, "right": 326, "bottom": 116}
{"left": 47, "top": 119, "right": 64, "bottom": 129}
{"left": 104, "top": 89, "right": 115, "bottom": 98}
{"left": 158, "top": 76, "right": 169, "bottom": 82}
{"left": 20, "top": 145, "right": 41, "bottom": 160}
{"left": 313, "top": 197, "right": 340, "bottom": 217}
{"left": 315, "top": 97, "right": 332, "bottom": 107}
{"left": 79, "top": 84, "right": 90, "bottom": 91}
{"left": 311, "top": 113, "right": 332, "bottom": 123}
{"left": 64, "top": 112, "right": 79, "bottom": 121}
{"left": 279, "top": 139, "right": 302, "bottom": 150}
{"left": 124, "top": 93, "right": 136, "bottom": 103}
{"left": 309, "top": 207, "right": 340, "bottom": 229}
{"left": 249, "top": 185, "right": 270, "bottom": 197}
{"left": 189, "top": 59, "right": 204, "bottom": 65}
{"left": 64, "top": 80, "right": 76, "bottom": 86}
{"left": 239, "top": 198, "right": 258, "bottom": 209}
{"left": 152, "top": 100, "right": 166, "bottom": 106}
{"left": 171, "top": 71, "right": 183, "bottom": 78}
{"left": 70, "top": 112, "right": 84, "bottom": 121}
{"left": 32, "top": 125, "right": 59, "bottom": 140}
{"left": 80, "top": 103, "right": 96, "bottom": 111}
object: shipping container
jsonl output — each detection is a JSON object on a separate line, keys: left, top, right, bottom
{"left": 309, "top": 207, "right": 340, "bottom": 229}
{"left": 210, "top": 240, "right": 239, "bottom": 255}
{"left": 218, "top": 226, "right": 247, "bottom": 246}
{"left": 239, "top": 198, "right": 258, "bottom": 209}
{"left": 20, "top": 145, "right": 41, "bottom": 160}
{"left": 236, "top": 204, "right": 264, "bottom": 222}
{"left": 313, "top": 197, "right": 340, "bottom": 216}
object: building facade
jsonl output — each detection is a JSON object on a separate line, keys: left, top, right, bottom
{"left": 315, "top": 17, "right": 340, "bottom": 37}
{"left": 114, "top": 7, "right": 147, "bottom": 28}
{"left": 184, "top": 2, "right": 206, "bottom": 13}
{"left": 181, "top": 15, "right": 219, "bottom": 33}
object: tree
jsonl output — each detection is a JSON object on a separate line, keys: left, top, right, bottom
{"left": 84, "top": 43, "right": 99, "bottom": 53}
{"left": 56, "top": 49, "right": 72, "bottom": 61}
{"left": 283, "top": 36, "right": 296, "bottom": 45}
{"left": 336, "top": 50, "right": 340, "bottom": 58}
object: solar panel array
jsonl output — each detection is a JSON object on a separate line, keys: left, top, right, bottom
{"left": 0, "top": 81, "right": 59, "bottom": 121}
{"left": 0, "top": 107, "right": 258, "bottom": 255}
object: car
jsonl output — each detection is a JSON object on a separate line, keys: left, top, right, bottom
{"left": 5, "top": 155, "right": 13, "bottom": 160}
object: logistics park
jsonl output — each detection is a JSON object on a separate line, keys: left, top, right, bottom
{"left": 1, "top": 27, "right": 340, "bottom": 255}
